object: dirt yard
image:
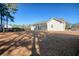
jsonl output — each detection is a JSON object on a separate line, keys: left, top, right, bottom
{"left": 38, "top": 31, "right": 79, "bottom": 56}
{"left": 0, "top": 31, "right": 79, "bottom": 56}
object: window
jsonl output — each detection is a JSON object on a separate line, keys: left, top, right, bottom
{"left": 51, "top": 24, "right": 53, "bottom": 28}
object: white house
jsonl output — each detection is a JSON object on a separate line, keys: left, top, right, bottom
{"left": 4, "top": 24, "right": 12, "bottom": 28}
{"left": 31, "top": 18, "right": 66, "bottom": 31}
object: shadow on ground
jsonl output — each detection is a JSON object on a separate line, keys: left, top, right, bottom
{"left": 0, "top": 31, "right": 79, "bottom": 56}
{"left": 38, "top": 32, "right": 79, "bottom": 56}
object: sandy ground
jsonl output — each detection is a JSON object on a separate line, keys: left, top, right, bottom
{"left": 0, "top": 31, "right": 79, "bottom": 56}
{"left": 38, "top": 31, "right": 79, "bottom": 56}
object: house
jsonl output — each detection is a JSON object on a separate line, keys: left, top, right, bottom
{"left": 31, "top": 18, "right": 66, "bottom": 31}
{"left": 0, "top": 24, "right": 13, "bottom": 32}
{"left": 4, "top": 24, "right": 12, "bottom": 28}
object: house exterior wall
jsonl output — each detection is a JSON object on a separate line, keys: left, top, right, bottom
{"left": 31, "top": 26, "right": 36, "bottom": 30}
{"left": 39, "top": 25, "right": 47, "bottom": 30}
{"left": 47, "top": 20, "right": 65, "bottom": 31}
{"left": 31, "top": 20, "right": 65, "bottom": 31}
{"left": 31, "top": 25, "right": 47, "bottom": 31}
{"left": 4, "top": 25, "right": 12, "bottom": 28}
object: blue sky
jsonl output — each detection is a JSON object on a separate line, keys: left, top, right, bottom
{"left": 12, "top": 3, "right": 79, "bottom": 25}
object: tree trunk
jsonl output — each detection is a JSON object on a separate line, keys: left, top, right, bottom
{"left": 1, "top": 14, "right": 2, "bottom": 25}
{"left": 6, "top": 16, "right": 8, "bottom": 32}
{"left": 3, "top": 16, "right": 5, "bottom": 32}
{"left": 0, "top": 12, "right": 3, "bottom": 32}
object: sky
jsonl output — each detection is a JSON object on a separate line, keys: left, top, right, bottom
{"left": 11, "top": 3, "right": 79, "bottom": 25}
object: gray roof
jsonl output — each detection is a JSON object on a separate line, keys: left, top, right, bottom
{"left": 49, "top": 18, "right": 65, "bottom": 23}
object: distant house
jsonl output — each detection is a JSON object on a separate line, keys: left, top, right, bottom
{"left": 31, "top": 18, "right": 66, "bottom": 31}
{"left": 4, "top": 24, "right": 12, "bottom": 28}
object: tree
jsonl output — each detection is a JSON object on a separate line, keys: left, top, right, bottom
{"left": 5, "top": 11, "right": 14, "bottom": 31}
{"left": 0, "top": 4, "right": 7, "bottom": 31}
{"left": 0, "top": 3, "right": 17, "bottom": 32}
{"left": 59, "top": 18, "right": 72, "bottom": 30}
{"left": 4, "top": 4, "right": 17, "bottom": 31}
{"left": 65, "top": 22, "right": 72, "bottom": 29}
{"left": 71, "top": 23, "right": 79, "bottom": 30}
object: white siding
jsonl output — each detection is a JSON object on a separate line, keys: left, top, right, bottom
{"left": 31, "top": 20, "right": 65, "bottom": 31}
{"left": 31, "top": 26, "right": 36, "bottom": 30}
{"left": 31, "top": 25, "right": 47, "bottom": 31}
{"left": 47, "top": 20, "right": 65, "bottom": 31}
{"left": 4, "top": 25, "right": 12, "bottom": 28}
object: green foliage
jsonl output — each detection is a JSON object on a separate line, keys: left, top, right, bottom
{"left": 0, "top": 3, "right": 17, "bottom": 32}
{"left": 11, "top": 24, "right": 31, "bottom": 30}
{"left": 65, "top": 22, "right": 72, "bottom": 29}
{"left": 5, "top": 3, "right": 18, "bottom": 14}
{"left": 71, "top": 23, "right": 79, "bottom": 30}
{"left": 57, "top": 18, "right": 72, "bottom": 29}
